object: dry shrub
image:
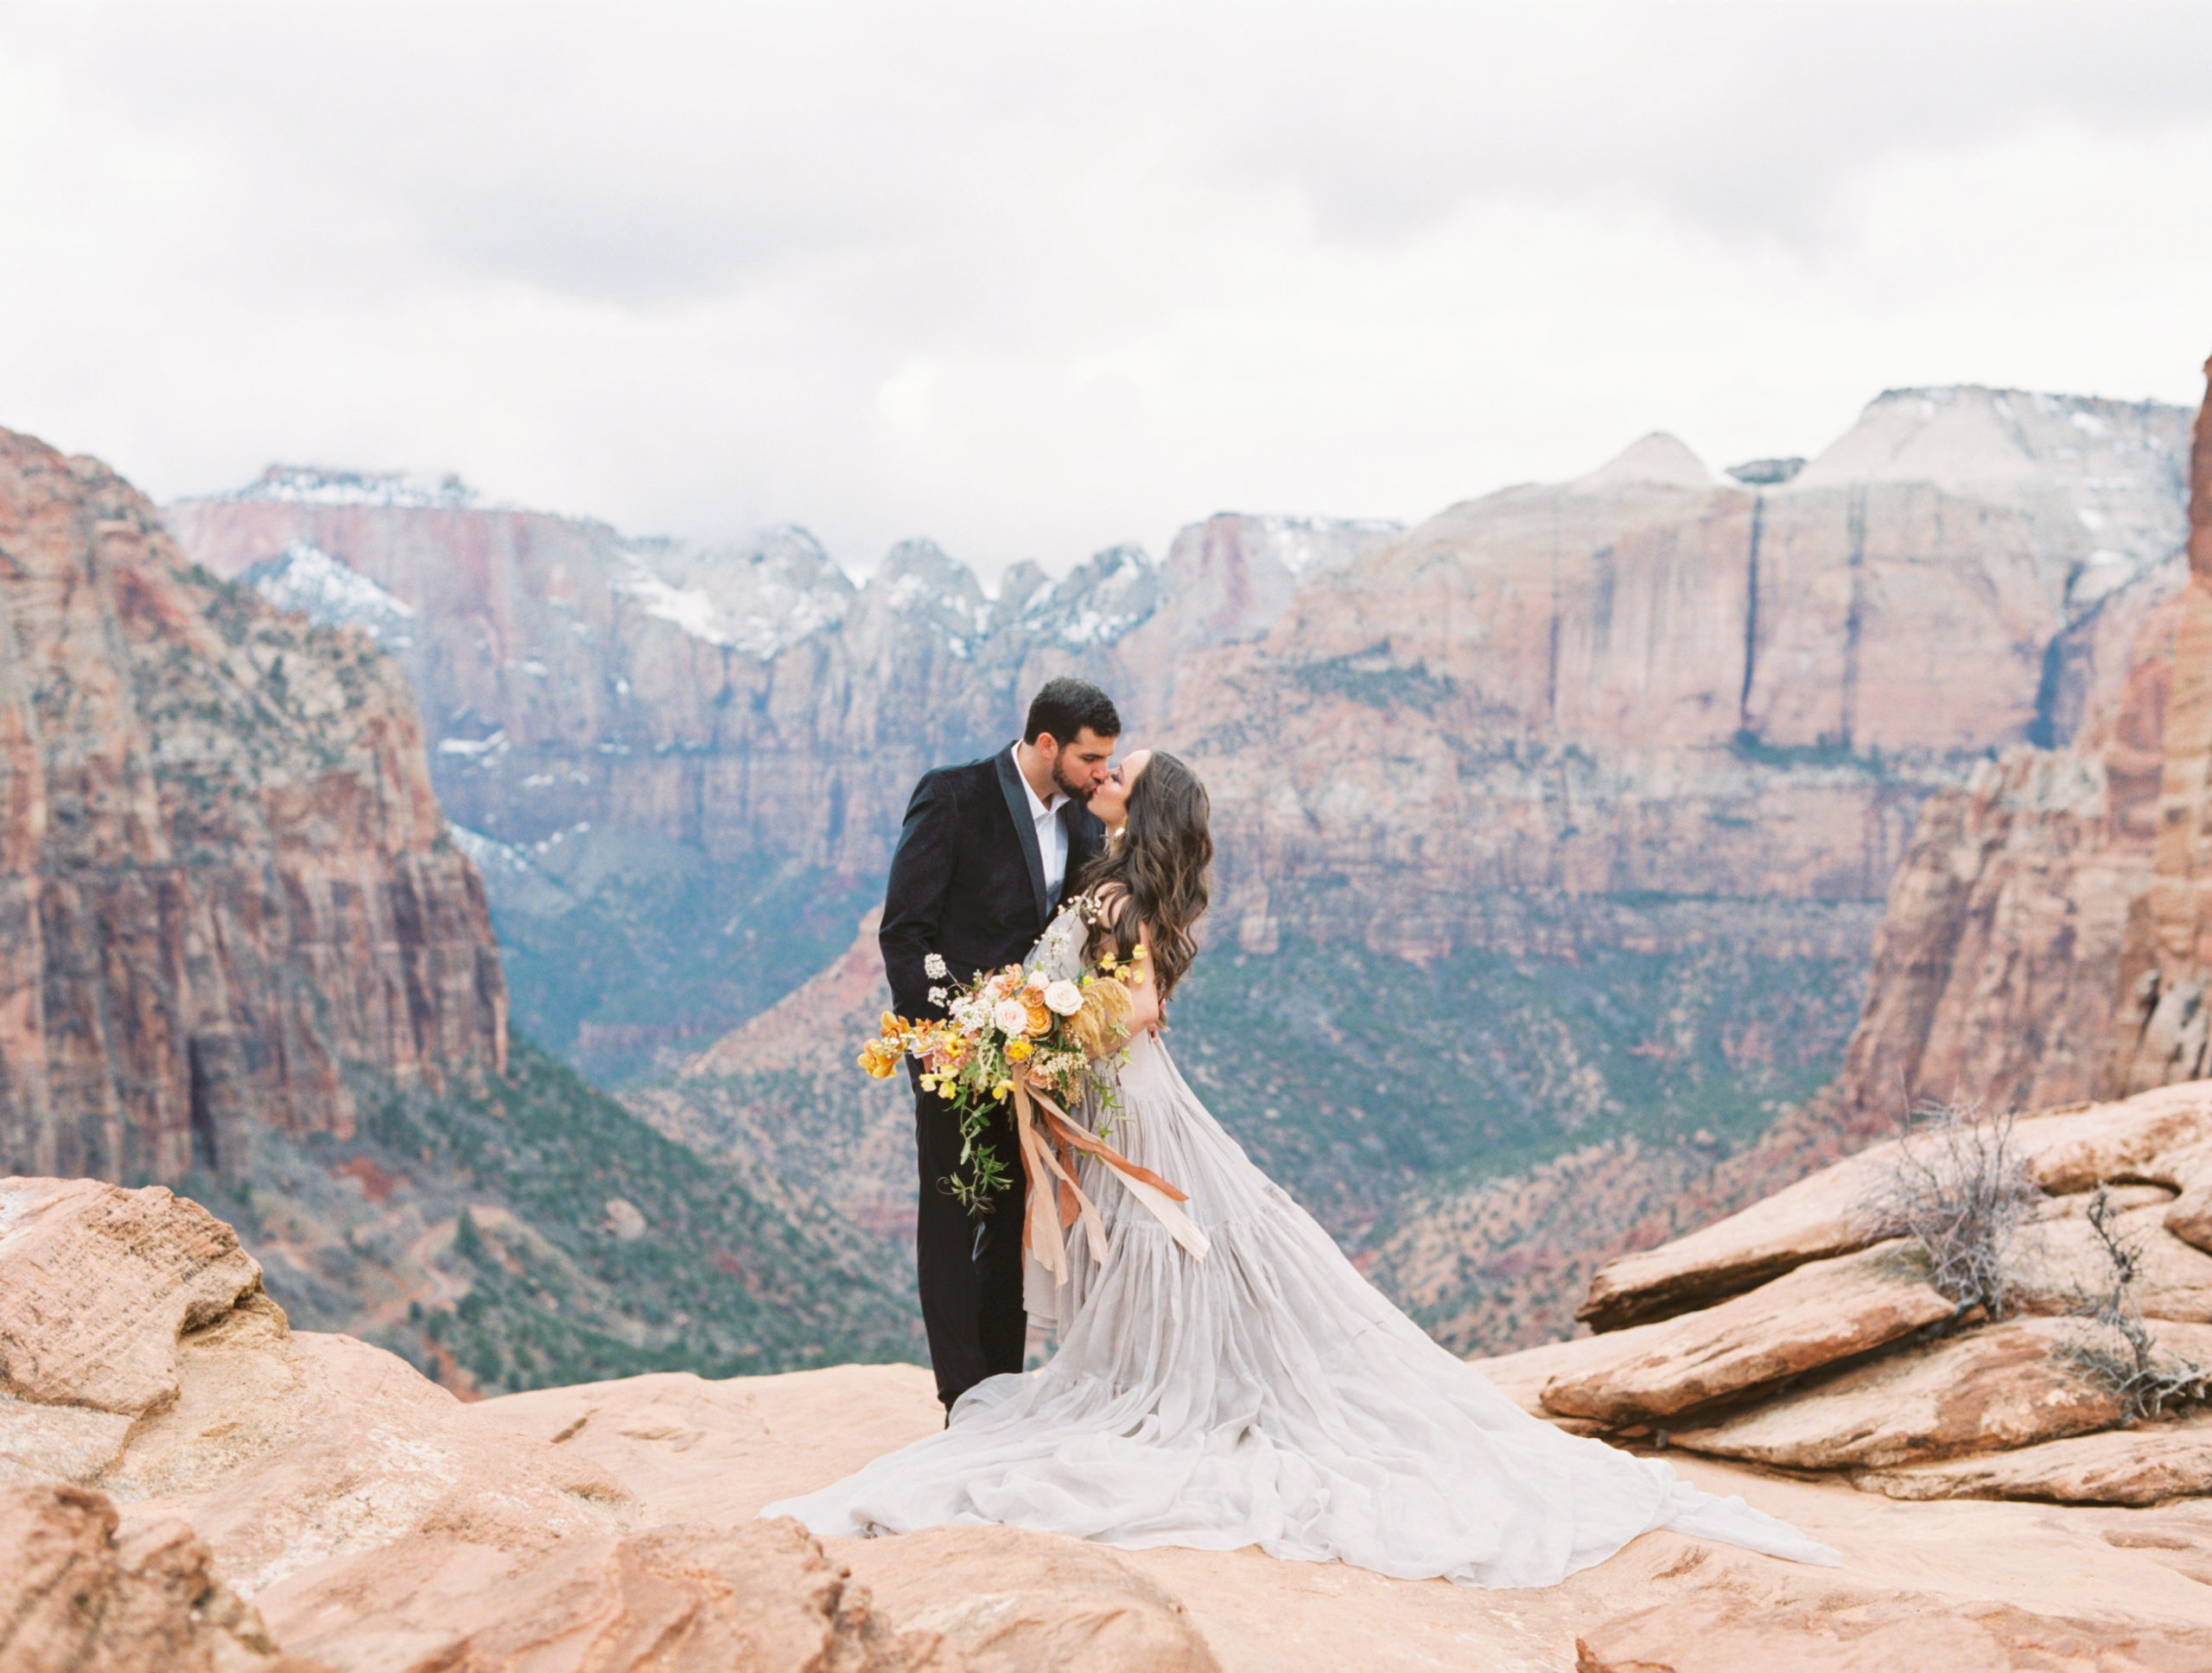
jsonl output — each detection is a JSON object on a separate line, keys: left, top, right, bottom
{"left": 1856, "top": 1104, "right": 2040, "bottom": 1321}
{"left": 2061, "top": 1186, "right": 2212, "bottom": 1422}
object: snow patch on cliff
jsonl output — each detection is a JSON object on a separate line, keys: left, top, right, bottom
{"left": 240, "top": 541, "right": 417, "bottom": 645}
{"left": 613, "top": 525, "right": 854, "bottom": 658}
{"left": 1020, "top": 544, "right": 1161, "bottom": 647}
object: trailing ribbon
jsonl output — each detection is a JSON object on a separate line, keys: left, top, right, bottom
{"left": 1010, "top": 1080, "right": 1211, "bottom": 1289}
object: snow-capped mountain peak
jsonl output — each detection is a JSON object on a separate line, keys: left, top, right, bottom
{"left": 223, "top": 465, "right": 480, "bottom": 511}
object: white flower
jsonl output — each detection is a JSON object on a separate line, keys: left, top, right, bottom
{"left": 1042, "top": 979, "right": 1084, "bottom": 1016}
{"left": 927, "top": 986, "right": 948, "bottom": 1008}
{"left": 1026, "top": 969, "right": 1049, "bottom": 990}
{"left": 924, "top": 952, "right": 948, "bottom": 980}
{"left": 992, "top": 996, "right": 1033, "bottom": 1035}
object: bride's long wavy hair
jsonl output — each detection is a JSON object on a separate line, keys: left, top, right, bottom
{"left": 1074, "top": 750, "right": 1212, "bottom": 997}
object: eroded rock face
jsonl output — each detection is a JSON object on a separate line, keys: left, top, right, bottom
{"left": 13, "top": 1174, "right": 2212, "bottom": 1672}
{"left": 0, "top": 428, "right": 505, "bottom": 1180}
{"left": 1166, "top": 391, "right": 2190, "bottom": 967}
{"left": 1854, "top": 1410, "right": 2212, "bottom": 1507}
{"left": 0, "top": 1481, "right": 295, "bottom": 1673}
{"left": 1540, "top": 1241, "right": 1953, "bottom": 1425}
{"left": 1551, "top": 1083, "right": 2212, "bottom": 1524}
{"left": 1577, "top": 1086, "right": 2212, "bottom": 1333}
{"left": 0, "top": 1176, "right": 951, "bottom": 1673}
{"left": 0, "top": 1178, "right": 264, "bottom": 1414}
{"left": 1831, "top": 357, "right": 2212, "bottom": 1125}
{"left": 1667, "top": 1318, "right": 2126, "bottom": 1469}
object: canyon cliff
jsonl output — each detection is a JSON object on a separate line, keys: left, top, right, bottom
{"left": 165, "top": 483, "right": 1393, "bottom": 1076}
{"left": 0, "top": 429, "right": 505, "bottom": 1183}
{"left": 1166, "top": 391, "right": 2187, "bottom": 961}
{"left": 0, "top": 430, "right": 917, "bottom": 1386}
{"left": 166, "top": 387, "right": 2196, "bottom": 1355}
{"left": 1831, "top": 357, "right": 2212, "bottom": 1126}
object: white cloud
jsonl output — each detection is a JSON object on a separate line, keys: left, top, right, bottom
{"left": 2, "top": 1, "right": 2208, "bottom": 578}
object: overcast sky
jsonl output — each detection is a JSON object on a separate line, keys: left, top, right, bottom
{"left": 4, "top": 2, "right": 2209, "bottom": 578}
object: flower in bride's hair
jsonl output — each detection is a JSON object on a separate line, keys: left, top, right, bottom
{"left": 992, "top": 996, "right": 1033, "bottom": 1036}
{"left": 924, "top": 952, "right": 948, "bottom": 980}
{"left": 1006, "top": 1038, "right": 1033, "bottom": 1061}
{"left": 1043, "top": 979, "right": 1084, "bottom": 1016}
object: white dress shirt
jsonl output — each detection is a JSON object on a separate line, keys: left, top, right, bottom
{"left": 1012, "top": 744, "right": 1071, "bottom": 906}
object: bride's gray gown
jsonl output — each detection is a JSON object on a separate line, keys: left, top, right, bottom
{"left": 763, "top": 906, "right": 1838, "bottom": 1586}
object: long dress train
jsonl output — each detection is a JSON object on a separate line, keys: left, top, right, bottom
{"left": 762, "top": 908, "right": 1839, "bottom": 1587}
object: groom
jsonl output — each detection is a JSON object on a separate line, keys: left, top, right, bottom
{"left": 880, "top": 676, "right": 1121, "bottom": 1411}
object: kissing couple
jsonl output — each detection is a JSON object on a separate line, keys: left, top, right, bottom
{"left": 765, "top": 677, "right": 1837, "bottom": 1587}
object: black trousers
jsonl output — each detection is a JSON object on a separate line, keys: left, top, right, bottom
{"left": 912, "top": 1080, "right": 1028, "bottom": 1409}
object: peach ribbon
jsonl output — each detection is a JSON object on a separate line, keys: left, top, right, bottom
{"left": 1010, "top": 1080, "right": 1211, "bottom": 1288}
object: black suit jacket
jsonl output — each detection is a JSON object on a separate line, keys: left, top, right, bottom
{"left": 880, "top": 743, "right": 1106, "bottom": 1020}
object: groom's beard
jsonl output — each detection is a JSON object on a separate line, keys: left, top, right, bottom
{"left": 1055, "top": 767, "right": 1096, "bottom": 803}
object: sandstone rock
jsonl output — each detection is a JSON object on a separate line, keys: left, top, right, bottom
{"left": 1574, "top": 1142, "right": 1901, "bottom": 1331}
{"left": 1541, "top": 1241, "right": 1953, "bottom": 1424}
{"left": 16, "top": 1216, "right": 2212, "bottom": 1673}
{"left": 53, "top": 1230, "right": 950, "bottom": 1673}
{"left": 1573, "top": 1590, "right": 2212, "bottom": 1673}
{"left": 0, "top": 1479, "right": 300, "bottom": 1673}
{"left": 465, "top": 1363, "right": 947, "bottom": 1530}
{"left": 2018, "top": 1081, "right": 2212, "bottom": 1192}
{"left": 0, "top": 1178, "right": 264, "bottom": 1413}
{"left": 274, "top": 1517, "right": 957, "bottom": 1673}
{"left": 842, "top": 1526, "right": 1220, "bottom": 1673}
{"left": 0, "top": 427, "right": 505, "bottom": 1180}
{"left": 0, "top": 1396, "right": 134, "bottom": 1482}
{"left": 1853, "top": 1410, "right": 2212, "bottom": 1506}
{"left": 1667, "top": 1319, "right": 2125, "bottom": 1469}
{"left": 2169, "top": 1181, "right": 2212, "bottom": 1254}
{"left": 1577, "top": 1089, "right": 2212, "bottom": 1333}
{"left": 2040, "top": 1181, "right": 2177, "bottom": 1217}
{"left": 1467, "top": 1321, "right": 1678, "bottom": 1421}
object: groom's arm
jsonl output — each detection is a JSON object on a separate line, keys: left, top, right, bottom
{"left": 880, "top": 770, "right": 957, "bottom": 1020}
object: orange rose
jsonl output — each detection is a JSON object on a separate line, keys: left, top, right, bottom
{"left": 1024, "top": 1001, "right": 1052, "bottom": 1037}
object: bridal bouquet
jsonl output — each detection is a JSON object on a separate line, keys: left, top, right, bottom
{"left": 858, "top": 941, "right": 1144, "bottom": 1211}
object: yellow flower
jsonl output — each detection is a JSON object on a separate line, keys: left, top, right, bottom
{"left": 919, "top": 1073, "right": 937, "bottom": 1091}
{"left": 1006, "top": 1039, "right": 1032, "bottom": 1061}
{"left": 993, "top": 1078, "right": 1014, "bottom": 1099}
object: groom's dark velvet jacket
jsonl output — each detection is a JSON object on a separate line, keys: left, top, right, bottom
{"left": 880, "top": 743, "right": 1106, "bottom": 1021}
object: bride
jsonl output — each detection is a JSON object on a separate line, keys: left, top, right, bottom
{"left": 764, "top": 749, "right": 1838, "bottom": 1586}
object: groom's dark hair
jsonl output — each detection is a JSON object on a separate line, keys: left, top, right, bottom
{"left": 1023, "top": 677, "right": 1121, "bottom": 746}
